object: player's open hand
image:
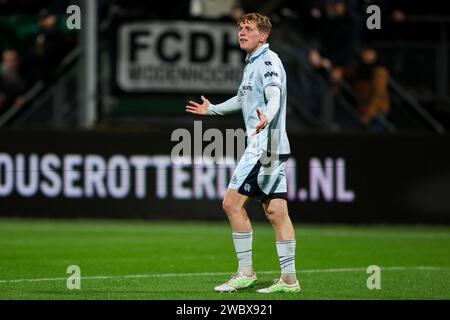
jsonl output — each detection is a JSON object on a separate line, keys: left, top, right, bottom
{"left": 186, "top": 95, "right": 210, "bottom": 115}
{"left": 253, "top": 108, "right": 268, "bottom": 135}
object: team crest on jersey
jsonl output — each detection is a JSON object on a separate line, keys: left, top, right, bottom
{"left": 264, "top": 61, "right": 272, "bottom": 66}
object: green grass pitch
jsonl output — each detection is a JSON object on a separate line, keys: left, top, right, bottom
{"left": 0, "top": 218, "right": 449, "bottom": 300}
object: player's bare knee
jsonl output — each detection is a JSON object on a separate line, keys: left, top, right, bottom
{"left": 222, "top": 198, "right": 238, "bottom": 216}
{"left": 265, "top": 202, "right": 286, "bottom": 223}
{"left": 222, "top": 199, "right": 229, "bottom": 214}
{"left": 265, "top": 207, "right": 278, "bottom": 223}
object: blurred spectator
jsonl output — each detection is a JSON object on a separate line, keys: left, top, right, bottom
{"left": 0, "top": 49, "right": 26, "bottom": 115}
{"left": 332, "top": 45, "right": 391, "bottom": 127}
{"left": 27, "top": 9, "right": 70, "bottom": 82}
{"left": 231, "top": 3, "right": 245, "bottom": 21}
{"left": 309, "top": 48, "right": 333, "bottom": 79}
{"left": 299, "top": 48, "right": 333, "bottom": 118}
{"left": 316, "top": 0, "right": 362, "bottom": 68}
{"left": 276, "top": 0, "right": 323, "bottom": 42}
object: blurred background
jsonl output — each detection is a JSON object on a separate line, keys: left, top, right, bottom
{"left": 1, "top": 0, "right": 450, "bottom": 224}
{"left": 2, "top": 0, "right": 450, "bottom": 131}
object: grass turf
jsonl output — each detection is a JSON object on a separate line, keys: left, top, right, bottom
{"left": 0, "top": 218, "right": 449, "bottom": 300}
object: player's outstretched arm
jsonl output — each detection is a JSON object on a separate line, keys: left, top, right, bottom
{"left": 186, "top": 95, "right": 210, "bottom": 115}
{"left": 186, "top": 95, "right": 241, "bottom": 116}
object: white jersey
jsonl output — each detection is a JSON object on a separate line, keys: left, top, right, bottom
{"left": 208, "top": 43, "right": 291, "bottom": 155}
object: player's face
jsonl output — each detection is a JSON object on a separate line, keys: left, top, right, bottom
{"left": 238, "top": 20, "right": 266, "bottom": 55}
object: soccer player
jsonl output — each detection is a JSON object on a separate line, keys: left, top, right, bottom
{"left": 185, "top": 13, "right": 300, "bottom": 293}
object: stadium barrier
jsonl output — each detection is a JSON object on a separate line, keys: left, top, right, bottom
{"left": 1, "top": 126, "right": 449, "bottom": 224}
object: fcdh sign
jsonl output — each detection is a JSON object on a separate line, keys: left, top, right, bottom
{"left": 116, "top": 21, "right": 244, "bottom": 93}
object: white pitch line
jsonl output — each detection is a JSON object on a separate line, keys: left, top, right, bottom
{"left": 0, "top": 266, "right": 448, "bottom": 285}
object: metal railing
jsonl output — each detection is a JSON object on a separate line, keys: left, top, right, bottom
{"left": 389, "top": 78, "right": 446, "bottom": 133}
{"left": 273, "top": 15, "right": 448, "bottom": 133}
{"left": 405, "top": 15, "right": 449, "bottom": 102}
{"left": 0, "top": 46, "right": 82, "bottom": 128}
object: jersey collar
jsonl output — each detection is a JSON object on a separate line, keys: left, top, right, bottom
{"left": 245, "top": 43, "right": 269, "bottom": 64}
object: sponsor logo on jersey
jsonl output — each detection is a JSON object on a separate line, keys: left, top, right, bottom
{"left": 264, "top": 71, "right": 278, "bottom": 78}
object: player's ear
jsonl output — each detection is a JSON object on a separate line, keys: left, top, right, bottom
{"left": 260, "top": 32, "right": 269, "bottom": 43}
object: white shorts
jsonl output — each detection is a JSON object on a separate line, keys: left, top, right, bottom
{"left": 228, "top": 146, "right": 289, "bottom": 202}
